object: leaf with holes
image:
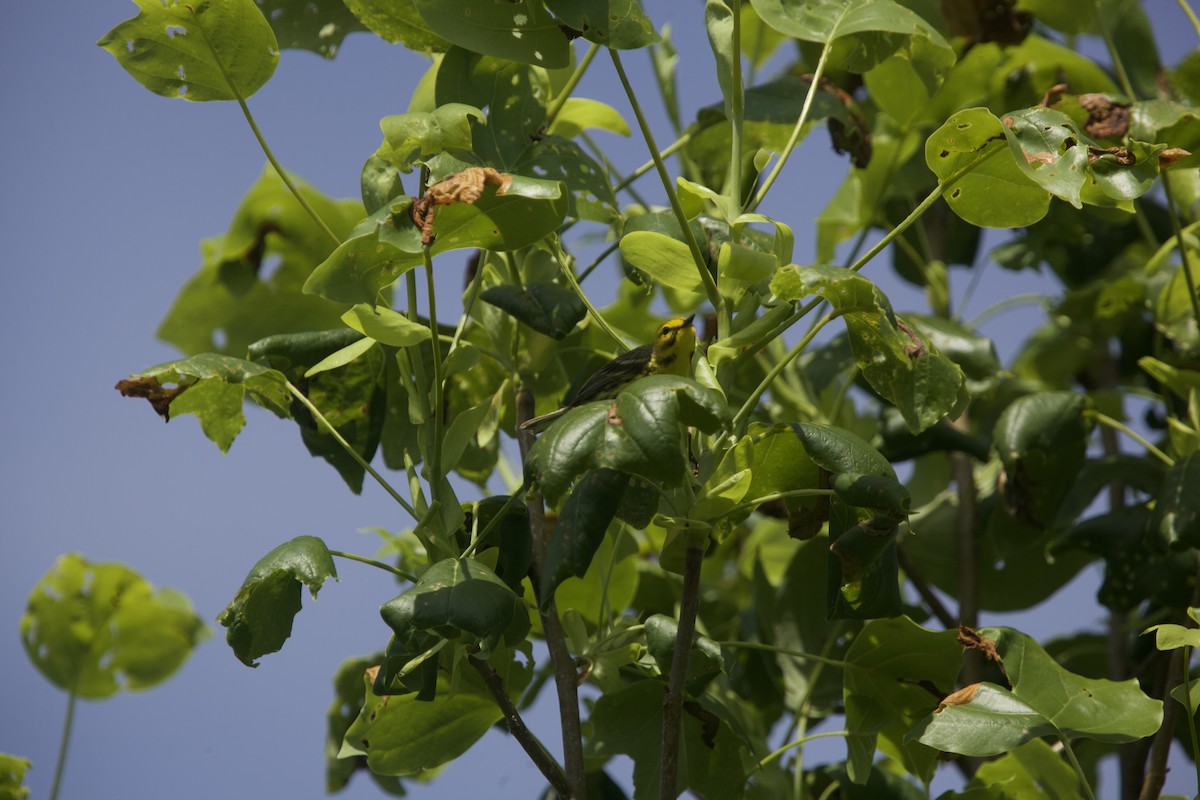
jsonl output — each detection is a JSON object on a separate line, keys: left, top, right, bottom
{"left": 343, "top": 0, "right": 449, "bottom": 52}
{"left": 545, "top": 0, "right": 660, "bottom": 49}
{"left": 411, "top": 0, "right": 570, "bottom": 68}
{"left": 21, "top": 554, "right": 207, "bottom": 698}
{"left": 379, "top": 104, "right": 485, "bottom": 173}
{"left": 1000, "top": 108, "right": 1090, "bottom": 209}
{"left": 925, "top": 108, "right": 1048, "bottom": 227}
{"left": 217, "top": 536, "right": 338, "bottom": 667}
{"left": 255, "top": 0, "right": 365, "bottom": 59}
{"left": 772, "top": 265, "right": 967, "bottom": 432}
{"left": 99, "top": 0, "right": 279, "bottom": 101}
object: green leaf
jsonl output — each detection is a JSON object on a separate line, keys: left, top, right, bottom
{"left": 21, "top": 554, "right": 207, "bottom": 699}
{"left": 120, "top": 353, "right": 292, "bottom": 452}
{"left": 986, "top": 627, "right": 1162, "bottom": 743}
{"left": 993, "top": 391, "right": 1092, "bottom": 527}
{"left": 645, "top": 613, "right": 726, "bottom": 695}
{"left": 156, "top": 167, "right": 363, "bottom": 357}
{"left": 1148, "top": 452, "right": 1200, "bottom": 549}
{"left": 99, "top": 0, "right": 278, "bottom": 101}
{"left": 216, "top": 536, "right": 337, "bottom": 667}
{"left": 587, "top": 680, "right": 746, "bottom": 799}
{"left": 963, "top": 738, "right": 1084, "bottom": 800}
{"left": 379, "top": 104, "right": 486, "bottom": 172}
{"left": 340, "top": 658, "right": 508, "bottom": 775}
{"left": 551, "top": 525, "right": 640, "bottom": 627}
{"left": 925, "top": 108, "right": 1049, "bottom": 227}
{"left": 791, "top": 421, "right": 896, "bottom": 479}
{"left": 412, "top": 0, "right": 570, "bottom": 68}
{"left": 541, "top": 469, "right": 630, "bottom": 612}
{"left": 254, "top": 0, "right": 365, "bottom": 59}
{"left": 0, "top": 754, "right": 31, "bottom": 800}
{"left": 547, "top": 98, "right": 632, "bottom": 140}
{"left": 748, "top": 0, "right": 950, "bottom": 52}
{"left": 545, "top": 0, "right": 660, "bottom": 49}
{"left": 619, "top": 231, "right": 707, "bottom": 294}
{"left": 481, "top": 283, "right": 587, "bottom": 340}
{"left": 842, "top": 616, "right": 962, "bottom": 783}
{"left": 342, "top": 304, "right": 432, "bottom": 347}
{"left": 442, "top": 398, "right": 493, "bottom": 475}
{"left": 342, "top": 0, "right": 450, "bottom": 52}
{"left": 772, "top": 265, "right": 967, "bottom": 432}
{"left": 379, "top": 558, "right": 530, "bottom": 655}
{"left": 468, "top": 497, "right": 532, "bottom": 593}
{"left": 1000, "top": 108, "right": 1090, "bottom": 209}
{"left": 250, "top": 330, "right": 386, "bottom": 492}
{"left": 1144, "top": 621, "right": 1200, "bottom": 651}
{"left": 913, "top": 682, "right": 1060, "bottom": 756}
{"left": 325, "top": 653, "right": 406, "bottom": 796}
{"left": 525, "top": 376, "right": 730, "bottom": 504}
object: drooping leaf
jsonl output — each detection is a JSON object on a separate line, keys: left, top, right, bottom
{"left": 545, "top": 0, "right": 660, "bottom": 49}
{"left": 21, "top": 554, "right": 207, "bottom": 698}
{"left": 771, "top": 265, "right": 967, "bottom": 432}
{"left": 99, "top": 0, "right": 278, "bottom": 101}
{"left": 541, "top": 469, "right": 630, "bottom": 612}
{"left": 156, "top": 167, "right": 363, "bottom": 357}
{"left": 925, "top": 108, "right": 1049, "bottom": 227}
{"left": 325, "top": 653, "right": 406, "bottom": 796}
{"left": 619, "top": 231, "right": 707, "bottom": 294}
{"left": 117, "top": 353, "right": 292, "bottom": 452}
{"left": 216, "top": 536, "right": 337, "bottom": 667}
{"left": 547, "top": 98, "right": 632, "bottom": 140}
{"left": 748, "top": 0, "right": 950, "bottom": 58}
{"left": 525, "top": 376, "right": 730, "bottom": 504}
{"left": 842, "top": 616, "right": 962, "bottom": 784}
{"left": 341, "top": 303, "right": 432, "bottom": 347}
{"left": 912, "top": 682, "right": 1062, "bottom": 756}
{"left": 587, "top": 680, "right": 747, "bottom": 800}
{"left": 644, "top": 613, "right": 726, "bottom": 695}
{"left": 993, "top": 391, "right": 1092, "bottom": 527}
{"left": 379, "top": 558, "right": 530, "bottom": 657}
{"left": 250, "top": 329, "right": 386, "bottom": 492}
{"left": 468, "top": 496, "right": 532, "bottom": 593}
{"left": 826, "top": 498, "right": 903, "bottom": 621}
{"left": 481, "top": 283, "right": 587, "bottom": 340}
{"left": 1147, "top": 452, "right": 1200, "bottom": 549}
{"left": 255, "top": 0, "right": 365, "bottom": 59}
{"left": 1000, "top": 108, "right": 1090, "bottom": 209}
{"left": 411, "top": 0, "right": 570, "bottom": 68}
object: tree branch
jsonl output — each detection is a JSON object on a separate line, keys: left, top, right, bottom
{"left": 661, "top": 539, "right": 705, "bottom": 800}
{"left": 470, "top": 656, "right": 572, "bottom": 798}
{"left": 518, "top": 388, "right": 587, "bottom": 800}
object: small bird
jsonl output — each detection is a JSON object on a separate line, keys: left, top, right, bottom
{"left": 519, "top": 315, "right": 697, "bottom": 432}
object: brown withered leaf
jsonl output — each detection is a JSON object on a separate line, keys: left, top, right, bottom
{"left": 410, "top": 167, "right": 514, "bottom": 246}
{"left": 817, "top": 77, "right": 872, "bottom": 168}
{"left": 1160, "top": 147, "right": 1192, "bottom": 169}
{"left": 957, "top": 626, "right": 1007, "bottom": 679}
{"left": 1038, "top": 83, "right": 1069, "bottom": 108}
{"left": 115, "top": 376, "right": 190, "bottom": 420}
{"left": 895, "top": 318, "right": 926, "bottom": 358}
{"left": 935, "top": 683, "right": 980, "bottom": 713}
{"left": 1087, "top": 145, "right": 1136, "bottom": 166}
{"left": 1079, "top": 93, "right": 1131, "bottom": 139}
{"left": 683, "top": 700, "right": 720, "bottom": 749}
{"left": 940, "top": 0, "right": 1033, "bottom": 47}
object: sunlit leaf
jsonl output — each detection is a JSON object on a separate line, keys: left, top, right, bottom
{"left": 545, "top": 0, "right": 660, "bottom": 49}
{"left": 342, "top": 0, "right": 449, "bottom": 52}
{"left": 412, "top": 0, "right": 570, "bottom": 68}
{"left": 99, "top": 0, "right": 278, "bottom": 101}
{"left": 255, "top": 0, "right": 365, "bottom": 59}
{"left": 217, "top": 536, "right": 337, "bottom": 667}
{"left": 21, "top": 554, "right": 207, "bottom": 698}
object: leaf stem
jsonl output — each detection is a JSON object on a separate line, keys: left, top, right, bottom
{"left": 732, "top": 312, "right": 837, "bottom": 435}
{"left": 552, "top": 238, "right": 629, "bottom": 352}
{"left": 1094, "top": 0, "right": 1138, "bottom": 99}
{"left": 469, "top": 656, "right": 573, "bottom": 799}
{"left": 1086, "top": 410, "right": 1175, "bottom": 467}
{"left": 49, "top": 687, "right": 78, "bottom": 800}
{"left": 610, "top": 49, "right": 725, "bottom": 325}
{"left": 727, "top": 0, "right": 745, "bottom": 212}
{"left": 1175, "top": 0, "right": 1200, "bottom": 39}
{"left": 1184, "top": 644, "right": 1200, "bottom": 790}
{"left": 423, "top": 247, "right": 445, "bottom": 491}
{"left": 754, "top": 730, "right": 849, "bottom": 772}
{"left": 660, "top": 538, "right": 705, "bottom": 800}
{"left": 577, "top": 239, "right": 621, "bottom": 284}
{"left": 1060, "top": 734, "right": 1098, "bottom": 800}
{"left": 285, "top": 381, "right": 418, "bottom": 519}
{"left": 189, "top": 10, "right": 342, "bottom": 247}
{"left": 546, "top": 42, "right": 600, "bottom": 128}
{"left": 717, "top": 639, "right": 852, "bottom": 671}
{"left": 327, "top": 549, "right": 416, "bottom": 582}
{"left": 746, "top": 40, "right": 832, "bottom": 214}
{"left": 462, "top": 484, "right": 529, "bottom": 558}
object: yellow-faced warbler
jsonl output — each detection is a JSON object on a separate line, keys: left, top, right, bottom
{"left": 519, "top": 315, "right": 697, "bottom": 432}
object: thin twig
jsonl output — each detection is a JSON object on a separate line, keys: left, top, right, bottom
{"left": 470, "top": 656, "right": 573, "bottom": 798}
{"left": 896, "top": 546, "right": 957, "bottom": 629}
{"left": 661, "top": 539, "right": 705, "bottom": 800}
{"left": 327, "top": 550, "right": 416, "bottom": 582}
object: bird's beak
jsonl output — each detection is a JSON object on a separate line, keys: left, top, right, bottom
{"left": 684, "top": 314, "right": 695, "bottom": 326}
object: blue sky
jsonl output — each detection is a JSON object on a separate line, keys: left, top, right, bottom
{"left": 2, "top": 3, "right": 1197, "bottom": 799}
